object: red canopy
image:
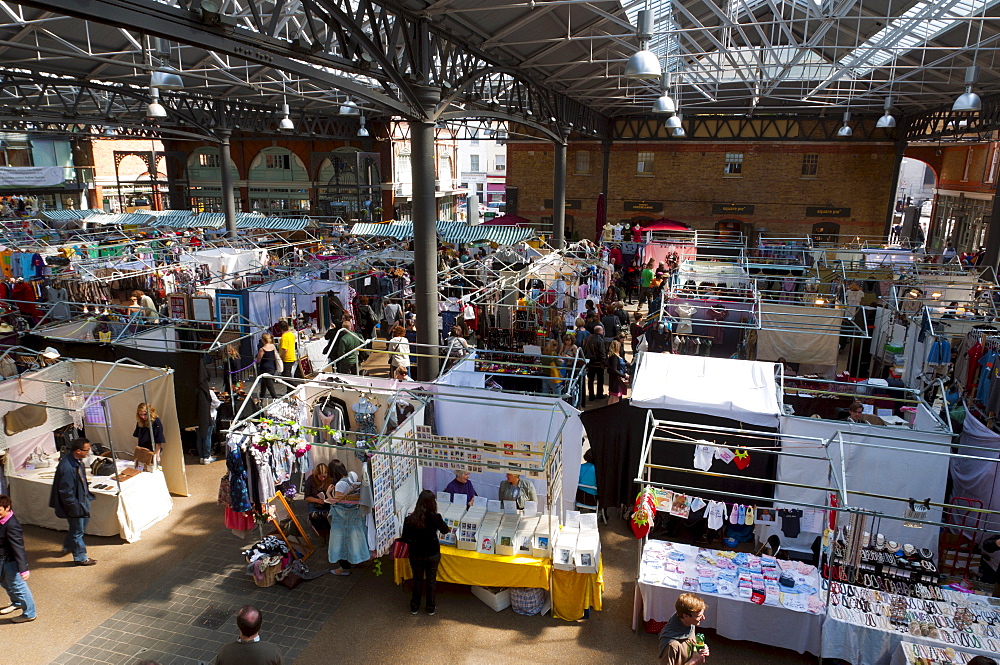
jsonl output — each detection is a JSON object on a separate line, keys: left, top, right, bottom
{"left": 481, "top": 213, "right": 531, "bottom": 226}
{"left": 640, "top": 219, "right": 692, "bottom": 232}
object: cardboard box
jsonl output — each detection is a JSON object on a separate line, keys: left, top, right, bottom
{"left": 495, "top": 524, "right": 519, "bottom": 556}
{"left": 532, "top": 520, "right": 552, "bottom": 558}
{"left": 458, "top": 506, "right": 486, "bottom": 550}
{"left": 552, "top": 531, "right": 577, "bottom": 571}
{"left": 440, "top": 503, "right": 466, "bottom": 545}
{"left": 471, "top": 586, "right": 510, "bottom": 612}
{"left": 574, "top": 533, "right": 600, "bottom": 573}
{"left": 476, "top": 524, "right": 499, "bottom": 554}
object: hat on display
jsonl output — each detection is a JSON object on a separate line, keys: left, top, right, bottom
{"left": 0, "top": 323, "right": 13, "bottom": 333}
{"left": 40, "top": 347, "right": 61, "bottom": 360}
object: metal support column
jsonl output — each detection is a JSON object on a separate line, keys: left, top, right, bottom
{"left": 980, "top": 190, "right": 1000, "bottom": 273}
{"left": 552, "top": 136, "right": 567, "bottom": 248}
{"left": 883, "top": 138, "right": 907, "bottom": 238}
{"left": 411, "top": 120, "right": 439, "bottom": 381}
{"left": 218, "top": 129, "right": 237, "bottom": 238}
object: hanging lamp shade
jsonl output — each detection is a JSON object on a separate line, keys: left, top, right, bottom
{"left": 147, "top": 88, "right": 167, "bottom": 118}
{"left": 652, "top": 93, "right": 676, "bottom": 114}
{"left": 624, "top": 49, "right": 661, "bottom": 80}
{"left": 875, "top": 112, "right": 896, "bottom": 129}
{"left": 665, "top": 114, "right": 682, "bottom": 129}
{"left": 150, "top": 66, "right": 184, "bottom": 90}
{"left": 357, "top": 115, "right": 369, "bottom": 137}
{"left": 339, "top": 99, "right": 360, "bottom": 115}
{"left": 952, "top": 66, "right": 982, "bottom": 112}
{"left": 836, "top": 110, "right": 852, "bottom": 137}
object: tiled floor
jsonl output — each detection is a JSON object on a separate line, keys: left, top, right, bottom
{"left": 49, "top": 529, "right": 355, "bottom": 665}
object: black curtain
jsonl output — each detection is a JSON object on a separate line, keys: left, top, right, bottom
{"left": 580, "top": 401, "right": 779, "bottom": 510}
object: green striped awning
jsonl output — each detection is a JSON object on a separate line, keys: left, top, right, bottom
{"left": 349, "top": 221, "right": 535, "bottom": 245}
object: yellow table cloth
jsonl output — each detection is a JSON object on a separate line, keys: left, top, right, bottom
{"left": 394, "top": 547, "right": 602, "bottom": 621}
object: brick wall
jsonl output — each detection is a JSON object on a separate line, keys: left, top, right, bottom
{"left": 508, "top": 140, "right": 898, "bottom": 241}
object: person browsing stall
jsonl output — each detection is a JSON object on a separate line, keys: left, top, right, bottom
{"left": 444, "top": 470, "right": 478, "bottom": 507}
{"left": 658, "top": 593, "right": 710, "bottom": 665}
{"left": 133, "top": 402, "right": 165, "bottom": 459}
{"left": 499, "top": 472, "right": 537, "bottom": 510}
{"left": 401, "top": 490, "right": 450, "bottom": 615}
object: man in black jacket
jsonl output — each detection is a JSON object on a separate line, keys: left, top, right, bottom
{"left": 48, "top": 438, "right": 97, "bottom": 566}
{"left": 584, "top": 326, "right": 608, "bottom": 400}
{"left": 0, "top": 494, "right": 36, "bottom": 622}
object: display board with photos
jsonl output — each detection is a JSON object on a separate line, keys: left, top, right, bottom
{"left": 414, "top": 425, "right": 544, "bottom": 476}
{"left": 370, "top": 436, "right": 397, "bottom": 557}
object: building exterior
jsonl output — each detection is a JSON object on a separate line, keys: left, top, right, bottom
{"left": 456, "top": 133, "right": 506, "bottom": 218}
{"left": 0, "top": 132, "right": 90, "bottom": 211}
{"left": 506, "top": 139, "right": 900, "bottom": 242}
{"left": 906, "top": 136, "right": 1000, "bottom": 254}
{"left": 389, "top": 124, "right": 464, "bottom": 222}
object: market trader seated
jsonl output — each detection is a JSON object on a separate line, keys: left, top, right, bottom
{"left": 843, "top": 400, "right": 886, "bottom": 426}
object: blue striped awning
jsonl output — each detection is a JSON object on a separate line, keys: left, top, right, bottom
{"left": 349, "top": 221, "right": 535, "bottom": 245}
{"left": 39, "top": 210, "right": 105, "bottom": 220}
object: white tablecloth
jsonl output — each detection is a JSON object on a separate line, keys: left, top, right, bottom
{"left": 824, "top": 589, "right": 1000, "bottom": 665}
{"left": 890, "top": 641, "right": 980, "bottom": 665}
{"left": 8, "top": 460, "right": 173, "bottom": 542}
{"left": 634, "top": 541, "right": 824, "bottom": 655}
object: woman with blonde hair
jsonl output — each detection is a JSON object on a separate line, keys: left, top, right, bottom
{"left": 133, "top": 402, "right": 165, "bottom": 458}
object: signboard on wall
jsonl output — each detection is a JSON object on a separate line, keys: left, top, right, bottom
{"left": 543, "top": 198, "right": 582, "bottom": 210}
{"left": 806, "top": 206, "right": 851, "bottom": 217}
{"left": 712, "top": 203, "right": 755, "bottom": 215}
{"left": 624, "top": 200, "right": 664, "bottom": 212}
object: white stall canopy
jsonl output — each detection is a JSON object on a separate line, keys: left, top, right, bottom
{"left": 630, "top": 353, "right": 782, "bottom": 427}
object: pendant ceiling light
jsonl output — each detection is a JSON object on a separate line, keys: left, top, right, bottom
{"left": 837, "top": 110, "right": 852, "bottom": 138}
{"left": 952, "top": 66, "right": 982, "bottom": 112}
{"left": 671, "top": 114, "right": 686, "bottom": 137}
{"left": 147, "top": 87, "right": 167, "bottom": 119}
{"left": 339, "top": 99, "right": 360, "bottom": 115}
{"left": 652, "top": 72, "right": 675, "bottom": 114}
{"left": 875, "top": 96, "right": 896, "bottom": 129}
{"left": 358, "top": 115, "right": 369, "bottom": 138}
{"left": 624, "top": 9, "right": 660, "bottom": 80}
{"left": 665, "top": 114, "right": 682, "bottom": 129}
{"left": 278, "top": 101, "right": 294, "bottom": 131}
{"left": 150, "top": 64, "right": 184, "bottom": 90}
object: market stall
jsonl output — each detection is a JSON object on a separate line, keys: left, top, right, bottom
{"left": 1, "top": 357, "right": 180, "bottom": 541}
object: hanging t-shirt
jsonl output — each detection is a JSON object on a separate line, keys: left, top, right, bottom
{"left": 779, "top": 509, "right": 803, "bottom": 538}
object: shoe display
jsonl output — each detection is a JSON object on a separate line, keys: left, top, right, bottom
{"left": 75, "top": 558, "right": 98, "bottom": 566}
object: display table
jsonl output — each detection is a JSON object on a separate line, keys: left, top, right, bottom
{"left": 8, "top": 459, "right": 173, "bottom": 542}
{"left": 823, "top": 586, "right": 1000, "bottom": 665}
{"left": 394, "top": 545, "right": 603, "bottom": 621}
{"left": 634, "top": 541, "right": 824, "bottom": 655}
{"left": 890, "top": 641, "right": 981, "bottom": 665}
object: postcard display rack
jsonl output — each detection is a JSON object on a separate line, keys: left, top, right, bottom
{"left": 415, "top": 424, "right": 599, "bottom": 575}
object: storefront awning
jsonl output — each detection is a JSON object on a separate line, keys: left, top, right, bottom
{"left": 349, "top": 220, "right": 536, "bottom": 245}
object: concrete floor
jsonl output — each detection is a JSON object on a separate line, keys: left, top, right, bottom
{"left": 4, "top": 455, "right": 815, "bottom": 665}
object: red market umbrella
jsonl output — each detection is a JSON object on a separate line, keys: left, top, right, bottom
{"left": 481, "top": 213, "right": 531, "bottom": 226}
{"left": 641, "top": 219, "right": 691, "bottom": 232}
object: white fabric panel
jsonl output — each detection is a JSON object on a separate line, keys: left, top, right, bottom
{"left": 179, "top": 248, "right": 267, "bottom": 288}
{"left": 913, "top": 403, "right": 946, "bottom": 433}
{"left": 830, "top": 428, "right": 950, "bottom": 552}
{"left": 951, "top": 410, "right": 1000, "bottom": 541}
{"left": 636, "top": 582, "right": 822, "bottom": 655}
{"left": 435, "top": 353, "right": 486, "bottom": 388}
{"left": 430, "top": 386, "right": 583, "bottom": 514}
{"left": 757, "top": 303, "right": 841, "bottom": 366}
{"left": 3, "top": 431, "right": 57, "bottom": 473}
{"left": 8, "top": 461, "right": 172, "bottom": 542}
{"left": 246, "top": 278, "right": 350, "bottom": 327}
{"left": 631, "top": 353, "right": 781, "bottom": 427}
{"left": 0, "top": 363, "right": 75, "bottom": 451}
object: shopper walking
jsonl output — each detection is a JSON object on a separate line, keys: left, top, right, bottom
{"left": 658, "top": 593, "right": 709, "bottom": 665}
{"left": 355, "top": 296, "right": 378, "bottom": 340}
{"left": 401, "top": 490, "right": 450, "bottom": 615}
{"left": 639, "top": 260, "right": 655, "bottom": 309}
{"left": 0, "top": 494, "right": 36, "bottom": 623}
{"left": 254, "top": 333, "right": 280, "bottom": 399}
{"left": 324, "top": 319, "right": 363, "bottom": 374}
{"left": 212, "top": 605, "right": 283, "bottom": 665}
{"left": 49, "top": 438, "right": 96, "bottom": 566}
{"left": 387, "top": 325, "right": 411, "bottom": 376}
{"left": 584, "top": 325, "right": 608, "bottom": 400}
{"left": 277, "top": 321, "right": 297, "bottom": 388}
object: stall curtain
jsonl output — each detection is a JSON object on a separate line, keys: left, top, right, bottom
{"left": 72, "top": 360, "right": 188, "bottom": 497}
{"left": 0, "top": 362, "right": 75, "bottom": 451}
{"left": 756, "top": 303, "right": 841, "bottom": 366}
{"left": 580, "top": 403, "right": 779, "bottom": 511}
{"left": 951, "top": 410, "right": 1000, "bottom": 542}
{"left": 246, "top": 278, "right": 350, "bottom": 328}
{"left": 178, "top": 248, "right": 267, "bottom": 288}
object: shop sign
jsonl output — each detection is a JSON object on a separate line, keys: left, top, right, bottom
{"left": 712, "top": 203, "right": 755, "bottom": 215}
{"left": 543, "top": 198, "right": 582, "bottom": 210}
{"left": 806, "top": 206, "right": 851, "bottom": 217}
{"left": 624, "top": 200, "right": 663, "bottom": 213}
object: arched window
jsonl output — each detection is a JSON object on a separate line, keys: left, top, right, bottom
{"left": 247, "top": 147, "right": 309, "bottom": 212}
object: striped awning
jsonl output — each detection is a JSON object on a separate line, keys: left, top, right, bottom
{"left": 237, "top": 216, "right": 310, "bottom": 231}
{"left": 39, "top": 210, "right": 105, "bottom": 220}
{"left": 86, "top": 212, "right": 155, "bottom": 226}
{"left": 349, "top": 221, "right": 535, "bottom": 245}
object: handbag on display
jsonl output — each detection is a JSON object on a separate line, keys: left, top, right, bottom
{"left": 4, "top": 402, "right": 47, "bottom": 436}
{"left": 91, "top": 457, "right": 116, "bottom": 476}
{"left": 392, "top": 538, "right": 409, "bottom": 559}
{"left": 133, "top": 446, "right": 156, "bottom": 470}
{"left": 26, "top": 445, "right": 54, "bottom": 469}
